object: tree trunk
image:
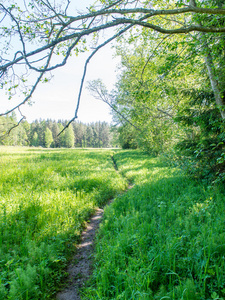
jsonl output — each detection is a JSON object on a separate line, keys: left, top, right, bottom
{"left": 204, "top": 51, "right": 225, "bottom": 119}
{"left": 188, "top": 0, "right": 225, "bottom": 119}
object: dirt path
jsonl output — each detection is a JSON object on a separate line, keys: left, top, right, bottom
{"left": 56, "top": 156, "right": 129, "bottom": 300}
{"left": 56, "top": 207, "right": 104, "bottom": 300}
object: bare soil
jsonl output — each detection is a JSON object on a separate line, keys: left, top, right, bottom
{"left": 56, "top": 207, "right": 104, "bottom": 300}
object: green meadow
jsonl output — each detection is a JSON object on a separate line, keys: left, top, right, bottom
{"left": 0, "top": 147, "right": 127, "bottom": 299}
{"left": 1, "top": 147, "right": 225, "bottom": 300}
{"left": 83, "top": 151, "right": 225, "bottom": 300}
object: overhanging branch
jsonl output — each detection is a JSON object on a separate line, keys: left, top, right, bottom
{"left": 1, "top": 0, "right": 225, "bottom": 135}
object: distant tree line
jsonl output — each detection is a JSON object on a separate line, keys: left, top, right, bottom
{"left": 0, "top": 113, "right": 117, "bottom": 148}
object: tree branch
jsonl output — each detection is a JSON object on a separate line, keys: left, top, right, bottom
{"left": 1, "top": 0, "right": 225, "bottom": 135}
{"left": 87, "top": 80, "right": 142, "bottom": 132}
{"left": 1, "top": 5, "right": 225, "bottom": 73}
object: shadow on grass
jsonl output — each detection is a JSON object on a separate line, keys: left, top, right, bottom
{"left": 85, "top": 166, "right": 224, "bottom": 300}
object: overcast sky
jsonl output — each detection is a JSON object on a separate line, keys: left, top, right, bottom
{"left": 1, "top": 0, "right": 120, "bottom": 124}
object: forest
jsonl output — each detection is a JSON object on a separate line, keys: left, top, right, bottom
{"left": 0, "top": 116, "right": 115, "bottom": 148}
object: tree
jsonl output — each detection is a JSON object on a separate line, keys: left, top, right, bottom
{"left": 0, "top": 0, "right": 225, "bottom": 129}
{"left": 63, "top": 125, "right": 75, "bottom": 148}
{"left": 31, "top": 132, "right": 39, "bottom": 147}
{"left": 0, "top": 117, "right": 114, "bottom": 148}
{"left": 73, "top": 122, "right": 86, "bottom": 147}
{"left": 86, "top": 126, "right": 94, "bottom": 147}
{"left": 100, "top": 122, "right": 111, "bottom": 148}
{"left": 174, "top": 88, "right": 225, "bottom": 183}
{"left": 0, "top": 113, "right": 29, "bottom": 146}
{"left": 57, "top": 123, "right": 66, "bottom": 147}
{"left": 44, "top": 127, "right": 53, "bottom": 148}
{"left": 51, "top": 122, "right": 60, "bottom": 147}
{"left": 118, "top": 123, "right": 139, "bottom": 149}
{"left": 104, "top": 4, "right": 225, "bottom": 180}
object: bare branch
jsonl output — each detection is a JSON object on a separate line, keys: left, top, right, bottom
{"left": 0, "top": 108, "right": 26, "bottom": 140}
{"left": 0, "top": 72, "right": 44, "bottom": 116}
{"left": 61, "top": 10, "right": 154, "bottom": 133}
{"left": 87, "top": 80, "right": 141, "bottom": 131}
{"left": 7, "top": 108, "right": 26, "bottom": 135}
{"left": 73, "top": 24, "right": 135, "bottom": 120}
{"left": 60, "top": 22, "right": 141, "bottom": 134}
{"left": 0, "top": 40, "right": 56, "bottom": 116}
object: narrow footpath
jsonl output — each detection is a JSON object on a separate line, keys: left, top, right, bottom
{"left": 56, "top": 154, "right": 129, "bottom": 300}
{"left": 56, "top": 207, "right": 104, "bottom": 300}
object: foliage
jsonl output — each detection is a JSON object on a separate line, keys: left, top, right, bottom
{"left": 57, "top": 123, "right": 75, "bottom": 148}
{"left": 118, "top": 123, "right": 139, "bottom": 150}
{"left": 108, "top": 33, "right": 192, "bottom": 153}
{"left": 175, "top": 89, "right": 225, "bottom": 184}
{"left": 0, "top": 147, "right": 128, "bottom": 299}
{"left": 1, "top": 0, "right": 225, "bottom": 124}
{"left": 0, "top": 115, "right": 29, "bottom": 146}
{"left": 44, "top": 127, "right": 53, "bottom": 148}
{"left": 0, "top": 118, "right": 115, "bottom": 148}
{"left": 83, "top": 150, "right": 225, "bottom": 300}
{"left": 102, "top": 2, "right": 225, "bottom": 182}
{"left": 1, "top": 1, "right": 225, "bottom": 172}
{"left": 31, "top": 131, "right": 39, "bottom": 147}
{"left": 63, "top": 125, "right": 74, "bottom": 148}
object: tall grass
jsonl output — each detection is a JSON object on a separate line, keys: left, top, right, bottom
{"left": 83, "top": 150, "right": 225, "bottom": 300}
{"left": 0, "top": 147, "right": 127, "bottom": 299}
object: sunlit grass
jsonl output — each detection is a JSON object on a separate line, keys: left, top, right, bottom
{"left": 0, "top": 147, "right": 127, "bottom": 299}
{"left": 83, "top": 150, "right": 225, "bottom": 300}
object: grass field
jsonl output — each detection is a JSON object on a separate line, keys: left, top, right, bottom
{"left": 1, "top": 147, "right": 225, "bottom": 300}
{"left": 0, "top": 147, "right": 127, "bottom": 299}
{"left": 83, "top": 150, "right": 225, "bottom": 300}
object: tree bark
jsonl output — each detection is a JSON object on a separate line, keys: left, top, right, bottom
{"left": 188, "top": 0, "right": 225, "bottom": 119}
{"left": 204, "top": 50, "right": 225, "bottom": 119}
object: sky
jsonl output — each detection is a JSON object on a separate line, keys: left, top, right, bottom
{"left": 21, "top": 44, "right": 120, "bottom": 123}
{"left": 1, "top": 0, "right": 121, "bottom": 124}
